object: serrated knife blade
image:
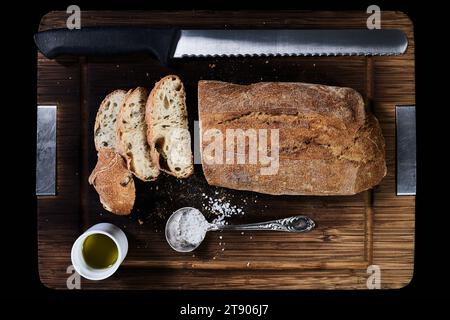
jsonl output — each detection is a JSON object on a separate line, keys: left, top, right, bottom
{"left": 173, "top": 29, "right": 408, "bottom": 57}
{"left": 34, "top": 27, "right": 408, "bottom": 63}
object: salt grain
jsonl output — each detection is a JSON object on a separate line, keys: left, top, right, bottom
{"left": 202, "top": 193, "right": 245, "bottom": 225}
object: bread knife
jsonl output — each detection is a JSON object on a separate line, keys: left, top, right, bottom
{"left": 34, "top": 27, "right": 408, "bottom": 64}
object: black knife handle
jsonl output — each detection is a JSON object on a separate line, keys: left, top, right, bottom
{"left": 34, "top": 27, "right": 180, "bottom": 65}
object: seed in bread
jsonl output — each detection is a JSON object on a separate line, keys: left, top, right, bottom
{"left": 116, "top": 87, "right": 159, "bottom": 181}
{"left": 88, "top": 148, "right": 135, "bottom": 215}
{"left": 94, "top": 90, "right": 128, "bottom": 151}
{"left": 146, "top": 75, "right": 193, "bottom": 178}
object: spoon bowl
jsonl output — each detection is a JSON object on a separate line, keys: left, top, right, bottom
{"left": 165, "top": 207, "right": 210, "bottom": 252}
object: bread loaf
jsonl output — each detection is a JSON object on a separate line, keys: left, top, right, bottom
{"left": 198, "top": 81, "right": 386, "bottom": 195}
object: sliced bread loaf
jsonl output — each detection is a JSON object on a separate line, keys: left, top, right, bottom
{"left": 145, "top": 75, "right": 193, "bottom": 178}
{"left": 88, "top": 148, "right": 135, "bottom": 215}
{"left": 116, "top": 87, "right": 159, "bottom": 181}
{"left": 94, "top": 90, "right": 128, "bottom": 151}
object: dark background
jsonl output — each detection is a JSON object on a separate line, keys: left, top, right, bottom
{"left": 5, "top": 0, "right": 444, "bottom": 314}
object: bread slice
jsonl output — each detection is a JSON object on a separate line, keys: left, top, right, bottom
{"left": 116, "top": 87, "right": 159, "bottom": 181}
{"left": 145, "top": 75, "right": 193, "bottom": 178}
{"left": 88, "top": 148, "right": 135, "bottom": 215}
{"left": 94, "top": 90, "right": 128, "bottom": 151}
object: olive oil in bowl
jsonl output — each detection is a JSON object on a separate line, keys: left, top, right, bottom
{"left": 82, "top": 233, "right": 118, "bottom": 269}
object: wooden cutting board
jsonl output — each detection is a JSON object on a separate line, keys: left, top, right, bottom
{"left": 37, "top": 10, "right": 415, "bottom": 289}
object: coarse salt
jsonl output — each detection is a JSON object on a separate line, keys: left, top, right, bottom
{"left": 201, "top": 194, "right": 245, "bottom": 225}
{"left": 170, "top": 208, "right": 209, "bottom": 248}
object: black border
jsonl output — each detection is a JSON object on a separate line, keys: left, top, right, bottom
{"left": 12, "top": 0, "right": 444, "bottom": 312}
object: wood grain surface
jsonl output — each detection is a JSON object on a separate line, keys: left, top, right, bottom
{"left": 37, "top": 10, "right": 415, "bottom": 289}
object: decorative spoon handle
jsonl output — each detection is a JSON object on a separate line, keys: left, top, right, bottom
{"left": 213, "top": 215, "right": 315, "bottom": 233}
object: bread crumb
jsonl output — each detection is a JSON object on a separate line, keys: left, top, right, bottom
{"left": 208, "top": 63, "right": 216, "bottom": 69}
{"left": 138, "top": 219, "right": 144, "bottom": 225}
{"left": 246, "top": 262, "right": 251, "bottom": 267}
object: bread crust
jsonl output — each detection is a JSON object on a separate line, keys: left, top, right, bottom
{"left": 198, "top": 81, "right": 387, "bottom": 195}
{"left": 88, "top": 148, "right": 135, "bottom": 215}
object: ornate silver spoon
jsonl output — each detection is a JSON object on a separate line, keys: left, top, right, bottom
{"left": 165, "top": 207, "right": 315, "bottom": 252}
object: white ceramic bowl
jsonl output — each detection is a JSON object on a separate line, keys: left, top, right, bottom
{"left": 71, "top": 223, "right": 128, "bottom": 281}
